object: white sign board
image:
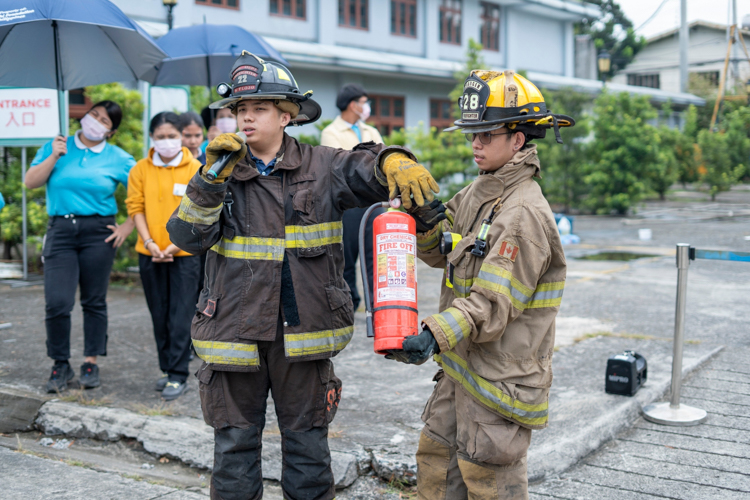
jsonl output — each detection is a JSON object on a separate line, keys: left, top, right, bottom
{"left": 149, "top": 86, "right": 189, "bottom": 119}
{"left": 0, "top": 88, "right": 60, "bottom": 143}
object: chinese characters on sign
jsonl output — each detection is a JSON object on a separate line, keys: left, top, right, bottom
{"left": 0, "top": 88, "right": 60, "bottom": 141}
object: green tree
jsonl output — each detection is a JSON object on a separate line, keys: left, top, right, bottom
{"left": 696, "top": 107, "right": 748, "bottom": 200}
{"left": 534, "top": 88, "right": 591, "bottom": 212}
{"left": 584, "top": 91, "right": 663, "bottom": 214}
{"left": 576, "top": 0, "right": 646, "bottom": 79}
{"left": 0, "top": 160, "right": 48, "bottom": 260}
{"left": 190, "top": 86, "right": 222, "bottom": 115}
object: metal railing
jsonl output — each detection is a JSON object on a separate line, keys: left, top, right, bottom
{"left": 642, "top": 243, "right": 748, "bottom": 426}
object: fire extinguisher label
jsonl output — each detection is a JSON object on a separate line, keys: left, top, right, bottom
{"left": 376, "top": 233, "right": 417, "bottom": 303}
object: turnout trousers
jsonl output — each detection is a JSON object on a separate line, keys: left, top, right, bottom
{"left": 417, "top": 370, "right": 531, "bottom": 500}
{"left": 197, "top": 317, "right": 342, "bottom": 500}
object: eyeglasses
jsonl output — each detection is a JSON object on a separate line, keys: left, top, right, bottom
{"left": 465, "top": 130, "right": 512, "bottom": 145}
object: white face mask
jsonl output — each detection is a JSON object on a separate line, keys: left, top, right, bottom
{"left": 357, "top": 102, "right": 371, "bottom": 122}
{"left": 216, "top": 117, "right": 237, "bottom": 134}
{"left": 80, "top": 113, "right": 110, "bottom": 142}
{"left": 153, "top": 138, "right": 183, "bottom": 159}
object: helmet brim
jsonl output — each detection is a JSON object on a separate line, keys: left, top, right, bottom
{"left": 209, "top": 94, "right": 322, "bottom": 126}
{"left": 444, "top": 113, "right": 575, "bottom": 133}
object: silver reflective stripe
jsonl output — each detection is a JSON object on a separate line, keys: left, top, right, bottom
{"left": 531, "top": 289, "right": 563, "bottom": 301}
{"left": 477, "top": 268, "right": 531, "bottom": 305}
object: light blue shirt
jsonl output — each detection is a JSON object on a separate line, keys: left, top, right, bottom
{"left": 31, "top": 131, "right": 136, "bottom": 217}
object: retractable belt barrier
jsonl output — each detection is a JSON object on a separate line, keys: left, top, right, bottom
{"left": 643, "top": 243, "right": 748, "bottom": 426}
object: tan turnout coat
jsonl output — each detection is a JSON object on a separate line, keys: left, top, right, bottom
{"left": 418, "top": 145, "right": 566, "bottom": 430}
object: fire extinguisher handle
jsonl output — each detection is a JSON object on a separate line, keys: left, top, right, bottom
{"left": 359, "top": 201, "right": 390, "bottom": 338}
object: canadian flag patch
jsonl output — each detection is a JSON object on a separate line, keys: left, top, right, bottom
{"left": 498, "top": 241, "right": 519, "bottom": 262}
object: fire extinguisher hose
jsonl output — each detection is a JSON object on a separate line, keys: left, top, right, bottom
{"left": 359, "top": 201, "right": 390, "bottom": 338}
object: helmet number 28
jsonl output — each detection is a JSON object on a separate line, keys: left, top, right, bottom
{"left": 462, "top": 93, "right": 479, "bottom": 111}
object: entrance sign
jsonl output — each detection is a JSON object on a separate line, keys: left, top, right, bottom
{"left": 0, "top": 88, "right": 60, "bottom": 144}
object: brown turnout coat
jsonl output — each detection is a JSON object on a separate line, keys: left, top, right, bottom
{"left": 168, "top": 133, "right": 411, "bottom": 372}
{"left": 418, "top": 145, "right": 566, "bottom": 429}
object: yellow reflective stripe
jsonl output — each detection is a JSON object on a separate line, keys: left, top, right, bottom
{"left": 192, "top": 340, "right": 259, "bottom": 366}
{"left": 474, "top": 263, "right": 534, "bottom": 311}
{"left": 284, "top": 325, "right": 354, "bottom": 357}
{"left": 177, "top": 198, "right": 222, "bottom": 225}
{"left": 285, "top": 222, "right": 343, "bottom": 249}
{"left": 527, "top": 280, "right": 565, "bottom": 309}
{"left": 432, "top": 307, "right": 470, "bottom": 349}
{"left": 417, "top": 226, "right": 441, "bottom": 252}
{"left": 435, "top": 352, "right": 548, "bottom": 427}
{"left": 211, "top": 236, "right": 285, "bottom": 261}
{"left": 453, "top": 276, "right": 473, "bottom": 298}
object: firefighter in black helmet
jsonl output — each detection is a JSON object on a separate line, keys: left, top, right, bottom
{"left": 167, "top": 51, "right": 442, "bottom": 500}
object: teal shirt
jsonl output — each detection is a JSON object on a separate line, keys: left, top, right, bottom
{"left": 31, "top": 133, "right": 135, "bottom": 217}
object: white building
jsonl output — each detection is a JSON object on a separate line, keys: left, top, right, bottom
{"left": 612, "top": 21, "right": 750, "bottom": 95}
{"left": 112, "top": 0, "right": 704, "bottom": 134}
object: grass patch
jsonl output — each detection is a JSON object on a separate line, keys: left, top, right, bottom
{"left": 382, "top": 477, "right": 417, "bottom": 498}
{"left": 577, "top": 252, "right": 660, "bottom": 262}
{"left": 62, "top": 458, "right": 87, "bottom": 468}
{"left": 122, "top": 473, "right": 143, "bottom": 482}
{"left": 58, "top": 391, "right": 112, "bottom": 407}
{"left": 572, "top": 331, "right": 701, "bottom": 344}
{"left": 130, "top": 402, "right": 176, "bottom": 417}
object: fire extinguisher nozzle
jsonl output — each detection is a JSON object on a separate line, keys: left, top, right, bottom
{"left": 366, "top": 316, "right": 375, "bottom": 338}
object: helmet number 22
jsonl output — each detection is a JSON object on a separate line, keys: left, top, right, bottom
{"left": 237, "top": 74, "right": 247, "bottom": 83}
{"left": 462, "top": 93, "right": 479, "bottom": 111}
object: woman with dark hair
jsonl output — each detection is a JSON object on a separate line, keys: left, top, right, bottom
{"left": 178, "top": 111, "right": 206, "bottom": 165}
{"left": 25, "top": 100, "right": 136, "bottom": 393}
{"left": 125, "top": 112, "right": 202, "bottom": 401}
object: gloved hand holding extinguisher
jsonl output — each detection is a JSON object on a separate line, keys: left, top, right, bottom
{"left": 380, "top": 152, "right": 440, "bottom": 209}
{"left": 387, "top": 327, "right": 439, "bottom": 365}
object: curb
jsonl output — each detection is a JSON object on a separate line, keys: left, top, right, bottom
{"left": 527, "top": 344, "right": 724, "bottom": 483}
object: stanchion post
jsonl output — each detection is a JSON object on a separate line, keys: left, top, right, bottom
{"left": 21, "top": 147, "right": 28, "bottom": 282}
{"left": 643, "top": 243, "right": 707, "bottom": 426}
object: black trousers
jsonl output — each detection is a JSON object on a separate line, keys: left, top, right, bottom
{"left": 139, "top": 254, "right": 201, "bottom": 383}
{"left": 341, "top": 206, "right": 383, "bottom": 311}
{"left": 43, "top": 215, "right": 117, "bottom": 361}
{"left": 199, "top": 319, "right": 342, "bottom": 500}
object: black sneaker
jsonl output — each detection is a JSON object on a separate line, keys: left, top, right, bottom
{"left": 161, "top": 380, "right": 188, "bottom": 401}
{"left": 80, "top": 362, "right": 100, "bottom": 389}
{"left": 46, "top": 362, "right": 74, "bottom": 393}
{"left": 155, "top": 374, "right": 168, "bottom": 392}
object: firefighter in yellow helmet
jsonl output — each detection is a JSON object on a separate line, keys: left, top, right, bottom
{"left": 390, "top": 70, "right": 574, "bottom": 499}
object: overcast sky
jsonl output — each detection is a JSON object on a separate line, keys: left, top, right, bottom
{"left": 618, "top": 0, "right": 750, "bottom": 39}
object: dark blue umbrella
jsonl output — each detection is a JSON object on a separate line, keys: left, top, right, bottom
{"left": 0, "top": 0, "right": 167, "bottom": 90}
{"left": 154, "top": 24, "right": 288, "bottom": 88}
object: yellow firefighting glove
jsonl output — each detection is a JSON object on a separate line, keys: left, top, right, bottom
{"left": 381, "top": 153, "right": 440, "bottom": 210}
{"left": 202, "top": 133, "right": 247, "bottom": 184}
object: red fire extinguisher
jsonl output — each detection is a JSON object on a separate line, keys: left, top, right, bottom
{"left": 359, "top": 199, "right": 419, "bottom": 355}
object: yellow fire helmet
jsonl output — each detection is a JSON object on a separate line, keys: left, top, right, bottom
{"left": 446, "top": 70, "right": 575, "bottom": 144}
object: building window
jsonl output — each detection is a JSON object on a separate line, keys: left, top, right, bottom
{"left": 339, "top": 0, "right": 368, "bottom": 29}
{"left": 627, "top": 73, "right": 660, "bottom": 89}
{"left": 68, "top": 88, "right": 91, "bottom": 120}
{"left": 391, "top": 0, "right": 416, "bottom": 37}
{"left": 369, "top": 95, "right": 405, "bottom": 136}
{"left": 693, "top": 71, "right": 720, "bottom": 87}
{"left": 430, "top": 99, "right": 454, "bottom": 130}
{"left": 269, "top": 0, "right": 305, "bottom": 19}
{"left": 479, "top": 2, "right": 500, "bottom": 51}
{"left": 196, "top": 0, "right": 239, "bottom": 9}
{"left": 439, "top": 0, "right": 462, "bottom": 45}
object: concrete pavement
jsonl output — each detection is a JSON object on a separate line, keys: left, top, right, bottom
{"left": 530, "top": 347, "right": 750, "bottom": 499}
{"left": 2, "top": 199, "right": 749, "bottom": 496}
